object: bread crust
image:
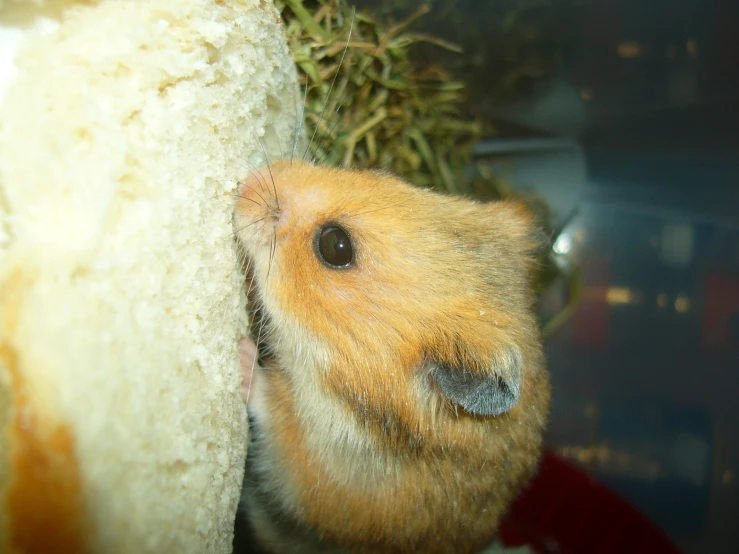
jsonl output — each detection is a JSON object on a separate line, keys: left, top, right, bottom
{"left": 0, "top": 270, "right": 88, "bottom": 554}
{"left": 0, "top": 1, "right": 300, "bottom": 552}
{"left": 1, "top": 348, "right": 88, "bottom": 554}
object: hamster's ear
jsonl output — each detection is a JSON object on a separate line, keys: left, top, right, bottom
{"left": 487, "top": 200, "right": 551, "bottom": 258}
{"left": 429, "top": 346, "right": 522, "bottom": 417}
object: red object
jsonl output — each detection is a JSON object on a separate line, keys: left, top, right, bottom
{"left": 498, "top": 451, "right": 682, "bottom": 554}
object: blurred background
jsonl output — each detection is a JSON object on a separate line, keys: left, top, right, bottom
{"left": 354, "top": 0, "right": 739, "bottom": 552}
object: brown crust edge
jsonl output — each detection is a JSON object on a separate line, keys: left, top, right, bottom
{"left": 1, "top": 269, "right": 88, "bottom": 554}
{"left": 0, "top": 343, "right": 12, "bottom": 553}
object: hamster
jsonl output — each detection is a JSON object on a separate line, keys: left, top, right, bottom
{"left": 233, "top": 159, "right": 551, "bottom": 554}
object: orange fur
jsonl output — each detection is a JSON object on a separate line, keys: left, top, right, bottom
{"left": 235, "top": 160, "right": 551, "bottom": 553}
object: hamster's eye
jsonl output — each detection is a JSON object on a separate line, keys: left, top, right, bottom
{"left": 317, "top": 225, "right": 353, "bottom": 268}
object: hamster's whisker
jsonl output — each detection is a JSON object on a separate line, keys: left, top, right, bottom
{"left": 311, "top": 68, "right": 350, "bottom": 165}
{"left": 248, "top": 221, "right": 269, "bottom": 245}
{"left": 245, "top": 261, "right": 256, "bottom": 299}
{"left": 234, "top": 155, "right": 270, "bottom": 198}
{"left": 289, "top": 21, "right": 309, "bottom": 163}
{"left": 308, "top": 79, "right": 350, "bottom": 167}
{"left": 228, "top": 217, "right": 267, "bottom": 241}
{"left": 291, "top": 83, "right": 308, "bottom": 164}
{"left": 313, "top": 104, "right": 346, "bottom": 166}
{"left": 303, "top": 8, "right": 355, "bottom": 163}
{"left": 244, "top": 258, "right": 260, "bottom": 311}
{"left": 256, "top": 135, "right": 280, "bottom": 211}
{"left": 210, "top": 178, "right": 263, "bottom": 202}
{"left": 242, "top": 184, "right": 269, "bottom": 208}
{"left": 224, "top": 192, "right": 265, "bottom": 208}
{"left": 272, "top": 124, "right": 286, "bottom": 161}
{"left": 235, "top": 180, "right": 270, "bottom": 207}
{"left": 239, "top": 250, "right": 248, "bottom": 276}
{"left": 238, "top": 249, "right": 252, "bottom": 281}
{"left": 304, "top": 7, "right": 399, "bottom": 167}
{"left": 272, "top": 226, "right": 277, "bottom": 265}
{"left": 266, "top": 225, "right": 277, "bottom": 281}
{"left": 245, "top": 313, "right": 264, "bottom": 408}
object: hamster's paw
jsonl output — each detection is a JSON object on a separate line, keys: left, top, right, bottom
{"left": 239, "top": 337, "right": 261, "bottom": 402}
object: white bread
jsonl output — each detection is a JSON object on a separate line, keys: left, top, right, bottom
{"left": 0, "top": 1, "right": 299, "bottom": 552}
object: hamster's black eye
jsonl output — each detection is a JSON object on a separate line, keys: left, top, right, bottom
{"left": 317, "top": 225, "right": 353, "bottom": 268}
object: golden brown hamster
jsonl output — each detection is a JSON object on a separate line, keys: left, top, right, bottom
{"left": 234, "top": 159, "right": 551, "bottom": 554}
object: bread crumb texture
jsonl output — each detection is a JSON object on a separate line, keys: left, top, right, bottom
{"left": 0, "top": 1, "right": 299, "bottom": 553}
